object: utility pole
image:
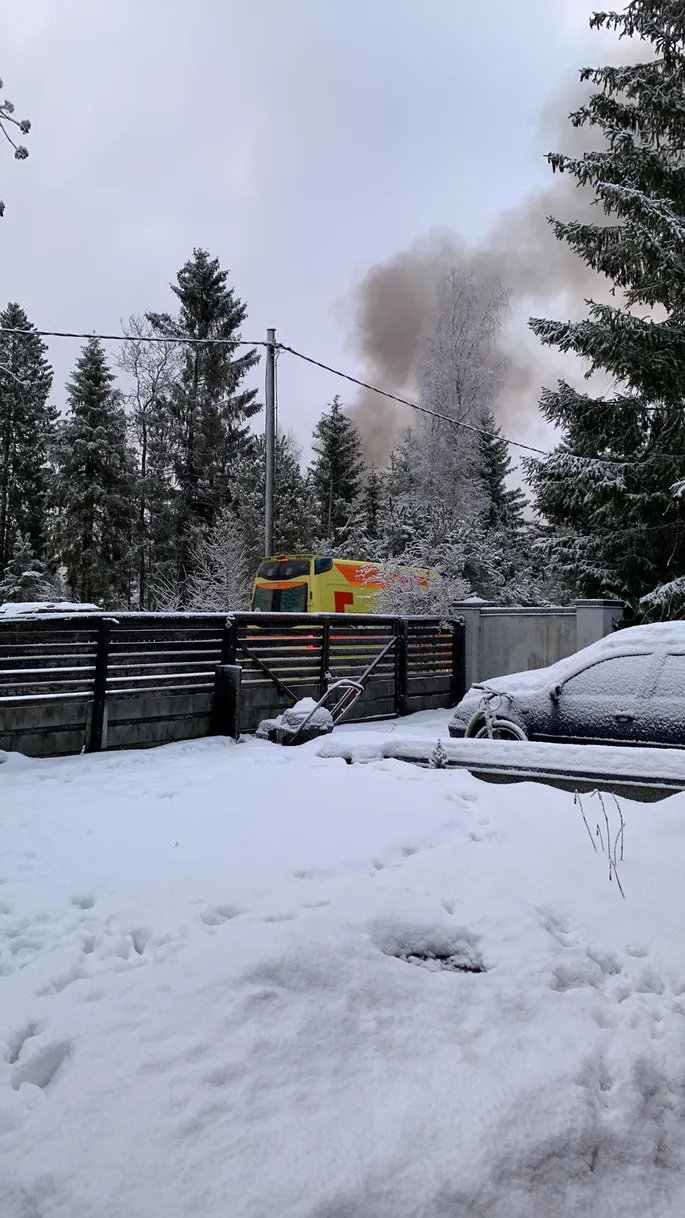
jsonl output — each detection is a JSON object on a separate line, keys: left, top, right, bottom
{"left": 265, "top": 327, "right": 276, "bottom": 558}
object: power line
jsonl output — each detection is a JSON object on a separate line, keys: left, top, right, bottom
{"left": 1, "top": 322, "right": 549, "bottom": 455}
{"left": 2, "top": 323, "right": 683, "bottom": 472}
{"left": 278, "top": 345, "right": 685, "bottom": 470}
{"left": 277, "top": 343, "right": 549, "bottom": 456}
{"left": 0, "top": 326, "right": 265, "bottom": 348}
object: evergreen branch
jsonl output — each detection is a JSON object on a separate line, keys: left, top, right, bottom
{"left": 0, "top": 361, "right": 27, "bottom": 386}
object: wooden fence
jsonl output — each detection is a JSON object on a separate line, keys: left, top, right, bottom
{"left": 0, "top": 611, "right": 466, "bottom": 758}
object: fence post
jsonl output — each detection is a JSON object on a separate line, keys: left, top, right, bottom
{"left": 395, "top": 619, "right": 409, "bottom": 717}
{"left": 220, "top": 615, "right": 238, "bottom": 666}
{"left": 88, "top": 617, "right": 112, "bottom": 752}
{"left": 212, "top": 664, "right": 243, "bottom": 740}
{"left": 319, "top": 618, "right": 331, "bottom": 698}
{"left": 450, "top": 618, "right": 466, "bottom": 707}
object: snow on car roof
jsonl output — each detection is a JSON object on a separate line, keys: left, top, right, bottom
{"left": 474, "top": 621, "right": 685, "bottom": 695}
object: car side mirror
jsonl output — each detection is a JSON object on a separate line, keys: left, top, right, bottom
{"left": 550, "top": 684, "right": 561, "bottom": 702}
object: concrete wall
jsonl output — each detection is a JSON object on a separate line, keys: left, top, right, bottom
{"left": 456, "top": 599, "right": 624, "bottom": 689}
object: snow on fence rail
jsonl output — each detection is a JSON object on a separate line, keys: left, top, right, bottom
{"left": 0, "top": 611, "right": 466, "bottom": 757}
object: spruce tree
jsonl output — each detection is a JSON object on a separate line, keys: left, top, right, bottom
{"left": 54, "top": 339, "right": 135, "bottom": 606}
{"left": 526, "top": 2, "right": 685, "bottom": 614}
{"left": 0, "top": 533, "right": 55, "bottom": 603}
{"left": 310, "top": 396, "right": 365, "bottom": 546}
{"left": 147, "top": 249, "right": 260, "bottom": 595}
{"left": 362, "top": 466, "right": 386, "bottom": 547}
{"left": 478, "top": 410, "right": 527, "bottom": 531}
{"left": 232, "top": 433, "right": 315, "bottom": 568}
{"left": 0, "top": 303, "right": 55, "bottom": 571}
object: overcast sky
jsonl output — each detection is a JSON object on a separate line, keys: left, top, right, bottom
{"left": 3, "top": 0, "right": 609, "bottom": 457}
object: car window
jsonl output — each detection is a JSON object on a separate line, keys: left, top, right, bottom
{"left": 653, "top": 654, "right": 685, "bottom": 698}
{"left": 562, "top": 654, "right": 651, "bottom": 696}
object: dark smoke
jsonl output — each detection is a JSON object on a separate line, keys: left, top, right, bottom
{"left": 350, "top": 231, "right": 465, "bottom": 458}
{"left": 349, "top": 45, "right": 647, "bottom": 463}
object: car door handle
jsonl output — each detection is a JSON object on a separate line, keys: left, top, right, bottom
{"left": 614, "top": 713, "right": 635, "bottom": 723}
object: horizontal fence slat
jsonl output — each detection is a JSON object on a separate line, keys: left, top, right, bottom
{"left": 0, "top": 679, "right": 95, "bottom": 697}
{"left": 0, "top": 691, "right": 94, "bottom": 707}
{"left": 106, "top": 682, "right": 214, "bottom": 700}
{"left": 107, "top": 643, "right": 221, "bottom": 652}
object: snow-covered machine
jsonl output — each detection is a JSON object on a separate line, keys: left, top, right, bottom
{"left": 256, "top": 678, "right": 364, "bottom": 746}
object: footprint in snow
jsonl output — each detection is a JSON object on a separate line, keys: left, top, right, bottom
{"left": 11, "top": 1040, "right": 72, "bottom": 1091}
{"left": 200, "top": 905, "right": 244, "bottom": 927}
{"left": 71, "top": 894, "right": 95, "bottom": 910}
{"left": 4, "top": 1020, "right": 41, "bottom": 1065}
{"left": 293, "top": 867, "right": 333, "bottom": 881}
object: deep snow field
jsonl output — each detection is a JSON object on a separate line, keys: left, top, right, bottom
{"left": 3, "top": 710, "right": 685, "bottom": 1217}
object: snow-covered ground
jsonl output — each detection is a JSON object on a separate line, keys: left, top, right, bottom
{"left": 2, "top": 710, "right": 685, "bottom": 1217}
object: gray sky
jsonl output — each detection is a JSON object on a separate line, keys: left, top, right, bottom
{"left": 3, "top": 0, "right": 607, "bottom": 458}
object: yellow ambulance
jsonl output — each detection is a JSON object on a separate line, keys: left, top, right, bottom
{"left": 250, "top": 555, "right": 385, "bottom": 614}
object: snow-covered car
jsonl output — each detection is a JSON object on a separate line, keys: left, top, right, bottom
{"left": 448, "top": 622, "right": 685, "bottom": 748}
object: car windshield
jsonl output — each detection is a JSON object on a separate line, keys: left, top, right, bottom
{"left": 257, "top": 560, "right": 311, "bottom": 580}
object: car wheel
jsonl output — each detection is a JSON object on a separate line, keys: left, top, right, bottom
{"left": 471, "top": 717, "right": 528, "bottom": 741}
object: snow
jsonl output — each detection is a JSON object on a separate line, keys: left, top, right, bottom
{"left": 256, "top": 696, "right": 335, "bottom": 740}
{"left": 3, "top": 711, "right": 685, "bottom": 1215}
{"left": 320, "top": 732, "right": 685, "bottom": 782}
{"left": 0, "top": 601, "right": 99, "bottom": 618}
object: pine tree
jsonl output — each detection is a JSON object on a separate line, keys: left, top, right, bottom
{"left": 478, "top": 411, "right": 527, "bottom": 531}
{"left": 232, "top": 433, "right": 315, "bottom": 568}
{"left": 526, "top": 2, "right": 685, "bottom": 615}
{"left": 310, "top": 397, "right": 365, "bottom": 545}
{"left": 147, "top": 249, "right": 260, "bottom": 596}
{"left": 0, "top": 533, "right": 55, "bottom": 603}
{"left": 0, "top": 303, "right": 55, "bottom": 571}
{"left": 54, "top": 339, "right": 135, "bottom": 607}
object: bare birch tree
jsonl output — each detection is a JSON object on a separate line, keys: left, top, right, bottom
{"left": 186, "top": 508, "right": 251, "bottom": 611}
{"left": 118, "top": 316, "right": 181, "bottom": 607}
{"left": 0, "top": 77, "right": 30, "bottom": 218}
{"left": 409, "top": 265, "right": 509, "bottom": 517}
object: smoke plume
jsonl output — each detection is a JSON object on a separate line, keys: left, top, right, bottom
{"left": 348, "top": 48, "right": 643, "bottom": 463}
